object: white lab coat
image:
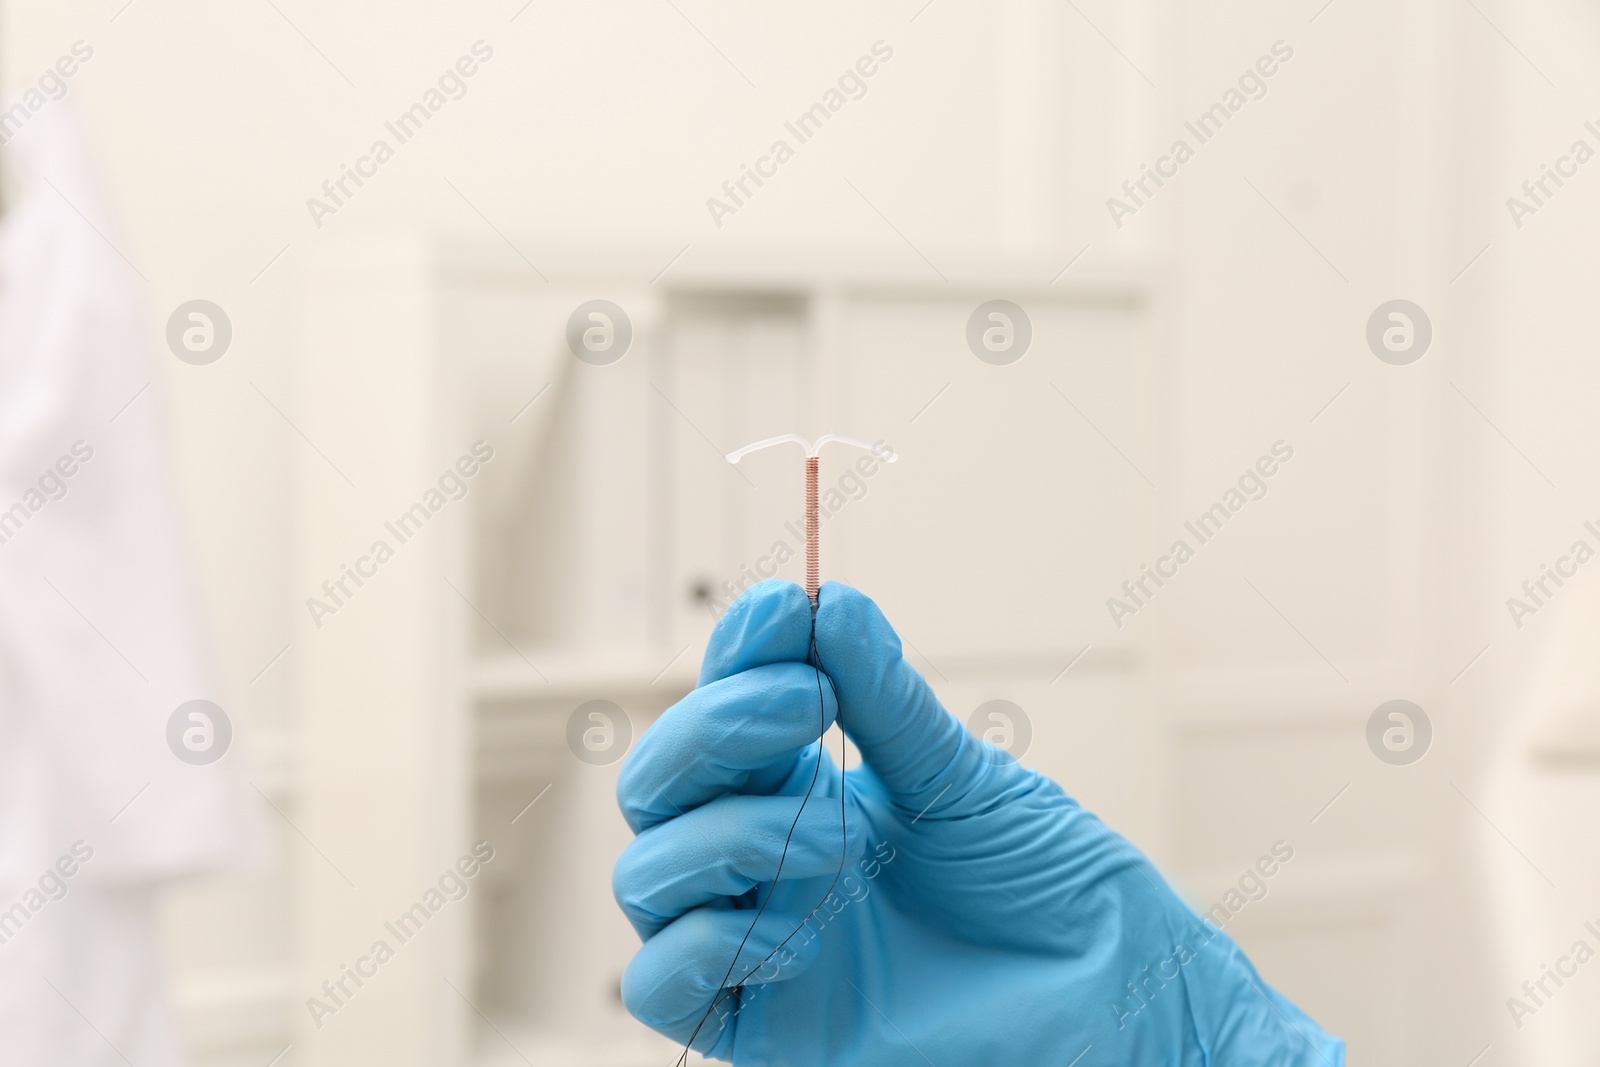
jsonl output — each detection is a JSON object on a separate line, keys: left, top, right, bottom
{"left": 0, "top": 98, "right": 263, "bottom": 1065}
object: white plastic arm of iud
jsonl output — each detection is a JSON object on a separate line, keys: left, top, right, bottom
{"left": 725, "top": 434, "right": 897, "bottom": 464}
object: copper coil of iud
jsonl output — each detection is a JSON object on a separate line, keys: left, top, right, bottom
{"left": 804, "top": 455, "right": 820, "bottom": 602}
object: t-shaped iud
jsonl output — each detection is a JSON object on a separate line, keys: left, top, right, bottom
{"left": 726, "top": 435, "right": 896, "bottom": 607}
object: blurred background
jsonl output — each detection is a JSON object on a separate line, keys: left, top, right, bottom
{"left": 4, "top": 0, "right": 1600, "bottom": 1064}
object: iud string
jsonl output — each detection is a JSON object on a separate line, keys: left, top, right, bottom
{"left": 668, "top": 436, "right": 894, "bottom": 1065}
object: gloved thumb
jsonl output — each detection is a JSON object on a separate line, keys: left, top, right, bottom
{"left": 813, "top": 582, "right": 1020, "bottom": 818}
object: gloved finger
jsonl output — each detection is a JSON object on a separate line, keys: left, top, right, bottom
{"left": 621, "top": 904, "right": 825, "bottom": 1050}
{"left": 814, "top": 581, "right": 1021, "bottom": 818}
{"left": 616, "top": 661, "right": 838, "bottom": 833}
{"left": 698, "top": 579, "right": 815, "bottom": 686}
{"left": 614, "top": 792, "right": 867, "bottom": 938}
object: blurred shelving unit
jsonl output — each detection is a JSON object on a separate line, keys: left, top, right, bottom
{"left": 278, "top": 236, "right": 1161, "bottom": 1067}
{"left": 213, "top": 222, "right": 1476, "bottom": 1067}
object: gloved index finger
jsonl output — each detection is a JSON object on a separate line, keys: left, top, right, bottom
{"left": 697, "top": 579, "right": 815, "bottom": 686}
{"left": 616, "top": 661, "right": 838, "bottom": 833}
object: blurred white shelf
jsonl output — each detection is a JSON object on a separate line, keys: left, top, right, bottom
{"left": 472, "top": 649, "right": 697, "bottom": 783}
{"left": 430, "top": 239, "right": 1161, "bottom": 304}
{"left": 172, "top": 966, "right": 292, "bottom": 1057}
{"left": 1170, "top": 661, "right": 1401, "bottom": 734}
{"left": 471, "top": 645, "right": 1139, "bottom": 702}
{"left": 471, "top": 648, "right": 699, "bottom": 703}
{"left": 1177, "top": 851, "right": 1425, "bottom": 933}
{"left": 905, "top": 644, "right": 1142, "bottom": 684}
{"left": 242, "top": 727, "right": 296, "bottom": 799}
{"left": 1532, "top": 706, "right": 1600, "bottom": 767}
{"left": 472, "top": 1026, "right": 708, "bottom": 1067}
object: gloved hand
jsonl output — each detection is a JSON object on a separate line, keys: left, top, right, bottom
{"left": 614, "top": 580, "right": 1345, "bottom": 1066}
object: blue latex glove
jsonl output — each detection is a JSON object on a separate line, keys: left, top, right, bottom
{"left": 614, "top": 581, "right": 1345, "bottom": 1065}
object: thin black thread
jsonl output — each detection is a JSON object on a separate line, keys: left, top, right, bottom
{"left": 672, "top": 614, "right": 848, "bottom": 1064}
